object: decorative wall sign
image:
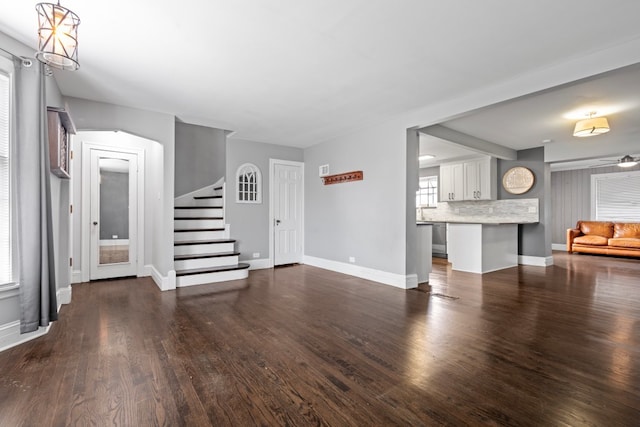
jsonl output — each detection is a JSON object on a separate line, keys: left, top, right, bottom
{"left": 502, "top": 166, "right": 535, "bottom": 194}
{"left": 322, "top": 170, "right": 363, "bottom": 185}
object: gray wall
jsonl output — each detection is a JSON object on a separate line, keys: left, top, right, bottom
{"left": 550, "top": 163, "right": 640, "bottom": 244}
{"left": 304, "top": 120, "right": 408, "bottom": 275}
{"left": 420, "top": 166, "right": 440, "bottom": 178}
{"left": 498, "top": 147, "right": 552, "bottom": 258}
{"left": 175, "top": 122, "right": 226, "bottom": 196}
{"left": 225, "top": 138, "right": 303, "bottom": 261}
{"left": 99, "top": 171, "right": 129, "bottom": 240}
{"left": 66, "top": 97, "right": 175, "bottom": 276}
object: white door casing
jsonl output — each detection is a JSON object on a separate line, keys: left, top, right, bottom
{"left": 270, "top": 160, "right": 304, "bottom": 266}
{"left": 80, "top": 139, "right": 145, "bottom": 283}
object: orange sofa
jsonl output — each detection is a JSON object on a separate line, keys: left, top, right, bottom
{"left": 567, "top": 221, "right": 640, "bottom": 257}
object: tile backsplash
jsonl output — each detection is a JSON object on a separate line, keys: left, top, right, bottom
{"left": 418, "top": 198, "right": 539, "bottom": 224}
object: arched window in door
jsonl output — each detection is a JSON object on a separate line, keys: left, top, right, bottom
{"left": 236, "top": 163, "right": 262, "bottom": 203}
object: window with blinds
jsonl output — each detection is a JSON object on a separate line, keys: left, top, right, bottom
{"left": 0, "top": 68, "right": 11, "bottom": 284}
{"left": 591, "top": 170, "right": 640, "bottom": 221}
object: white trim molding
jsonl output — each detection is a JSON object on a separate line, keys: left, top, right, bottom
{"left": 71, "top": 270, "right": 83, "bottom": 284}
{"left": 303, "top": 255, "right": 418, "bottom": 289}
{"left": 150, "top": 265, "right": 176, "bottom": 291}
{"left": 247, "top": 258, "right": 271, "bottom": 270}
{"left": 552, "top": 244, "right": 567, "bottom": 251}
{"left": 0, "top": 321, "right": 50, "bottom": 353}
{"left": 518, "top": 255, "right": 554, "bottom": 267}
{"left": 0, "top": 282, "right": 19, "bottom": 300}
{"left": 56, "top": 285, "right": 72, "bottom": 308}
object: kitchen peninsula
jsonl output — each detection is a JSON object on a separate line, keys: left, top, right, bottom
{"left": 419, "top": 199, "right": 539, "bottom": 274}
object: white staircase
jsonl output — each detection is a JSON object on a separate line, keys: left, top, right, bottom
{"left": 174, "top": 183, "right": 249, "bottom": 287}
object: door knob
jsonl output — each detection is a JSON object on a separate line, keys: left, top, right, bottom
{"left": 93, "top": 221, "right": 98, "bottom": 225}
{"left": 275, "top": 219, "right": 281, "bottom": 225}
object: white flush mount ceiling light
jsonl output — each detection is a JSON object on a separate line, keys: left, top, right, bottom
{"left": 35, "top": 1, "right": 80, "bottom": 70}
{"left": 573, "top": 112, "right": 610, "bottom": 137}
{"left": 618, "top": 155, "right": 638, "bottom": 168}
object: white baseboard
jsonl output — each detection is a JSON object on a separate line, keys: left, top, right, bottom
{"left": 247, "top": 258, "right": 271, "bottom": 270}
{"left": 150, "top": 265, "right": 176, "bottom": 291}
{"left": 518, "top": 255, "right": 554, "bottom": 267}
{"left": 71, "top": 270, "right": 83, "bottom": 284}
{"left": 0, "top": 321, "right": 50, "bottom": 353}
{"left": 303, "top": 255, "right": 418, "bottom": 289}
{"left": 552, "top": 244, "right": 567, "bottom": 251}
{"left": 56, "top": 285, "right": 72, "bottom": 308}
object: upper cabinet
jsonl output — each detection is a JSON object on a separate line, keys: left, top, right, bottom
{"left": 439, "top": 163, "right": 464, "bottom": 201}
{"left": 440, "top": 157, "right": 497, "bottom": 202}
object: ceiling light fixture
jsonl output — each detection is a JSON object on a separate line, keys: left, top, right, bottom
{"left": 573, "top": 112, "right": 610, "bottom": 137}
{"left": 618, "top": 155, "right": 638, "bottom": 168}
{"left": 35, "top": 1, "right": 80, "bottom": 71}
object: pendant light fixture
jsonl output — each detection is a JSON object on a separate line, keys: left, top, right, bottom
{"left": 35, "top": 1, "right": 81, "bottom": 71}
{"left": 573, "top": 112, "right": 610, "bottom": 137}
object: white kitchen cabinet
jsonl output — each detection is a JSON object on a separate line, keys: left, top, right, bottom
{"left": 439, "top": 163, "right": 464, "bottom": 201}
{"left": 440, "top": 157, "right": 496, "bottom": 201}
{"left": 463, "top": 157, "right": 497, "bottom": 200}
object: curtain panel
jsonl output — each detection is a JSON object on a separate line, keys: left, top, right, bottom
{"left": 15, "top": 59, "right": 57, "bottom": 333}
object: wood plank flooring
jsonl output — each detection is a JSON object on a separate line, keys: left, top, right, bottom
{"left": 0, "top": 252, "right": 639, "bottom": 426}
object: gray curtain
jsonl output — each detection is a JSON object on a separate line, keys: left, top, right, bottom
{"left": 15, "top": 59, "right": 57, "bottom": 333}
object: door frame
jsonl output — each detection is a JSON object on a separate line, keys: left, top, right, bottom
{"left": 81, "top": 141, "right": 145, "bottom": 282}
{"left": 269, "top": 159, "right": 304, "bottom": 267}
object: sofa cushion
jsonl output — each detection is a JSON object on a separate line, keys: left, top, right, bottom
{"left": 574, "top": 235, "right": 609, "bottom": 246}
{"left": 608, "top": 238, "right": 640, "bottom": 249}
{"left": 613, "top": 223, "right": 640, "bottom": 238}
{"left": 578, "top": 221, "right": 614, "bottom": 238}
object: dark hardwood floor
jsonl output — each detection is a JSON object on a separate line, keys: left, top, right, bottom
{"left": 1, "top": 252, "right": 639, "bottom": 426}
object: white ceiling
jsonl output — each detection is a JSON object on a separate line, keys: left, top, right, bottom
{"left": 420, "top": 62, "right": 640, "bottom": 169}
{"left": 1, "top": 1, "right": 640, "bottom": 148}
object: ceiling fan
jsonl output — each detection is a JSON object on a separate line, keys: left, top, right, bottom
{"left": 595, "top": 154, "right": 640, "bottom": 168}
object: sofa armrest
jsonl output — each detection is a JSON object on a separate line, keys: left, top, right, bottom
{"left": 566, "top": 228, "right": 582, "bottom": 253}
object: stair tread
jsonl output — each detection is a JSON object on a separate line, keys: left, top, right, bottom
{"left": 174, "top": 239, "right": 235, "bottom": 246}
{"left": 174, "top": 251, "right": 240, "bottom": 260}
{"left": 176, "top": 263, "right": 250, "bottom": 276}
{"left": 174, "top": 206, "right": 222, "bottom": 209}
{"left": 174, "top": 216, "right": 224, "bottom": 220}
{"left": 174, "top": 227, "right": 225, "bottom": 232}
{"left": 193, "top": 195, "right": 223, "bottom": 199}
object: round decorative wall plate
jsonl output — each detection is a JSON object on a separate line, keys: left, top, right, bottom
{"left": 502, "top": 166, "right": 535, "bottom": 195}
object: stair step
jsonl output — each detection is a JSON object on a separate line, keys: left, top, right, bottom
{"left": 176, "top": 263, "right": 250, "bottom": 276}
{"left": 175, "top": 206, "right": 222, "bottom": 209}
{"left": 174, "top": 251, "right": 240, "bottom": 260}
{"left": 174, "top": 228, "right": 225, "bottom": 233}
{"left": 193, "top": 195, "right": 223, "bottom": 199}
{"left": 174, "top": 239, "right": 235, "bottom": 246}
{"left": 174, "top": 216, "right": 223, "bottom": 220}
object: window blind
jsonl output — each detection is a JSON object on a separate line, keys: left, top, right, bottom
{"left": 0, "top": 71, "right": 10, "bottom": 283}
{"left": 593, "top": 171, "right": 640, "bottom": 221}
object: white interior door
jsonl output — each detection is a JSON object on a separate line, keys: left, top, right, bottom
{"left": 273, "top": 162, "right": 303, "bottom": 265}
{"left": 89, "top": 149, "right": 138, "bottom": 280}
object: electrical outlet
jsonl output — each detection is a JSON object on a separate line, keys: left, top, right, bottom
{"left": 488, "top": 207, "right": 494, "bottom": 213}
{"left": 528, "top": 206, "right": 537, "bottom": 213}
{"left": 252, "top": 252, "right": 260, "bottom": 258}
{"left": 349, "top": 257, "right": 356, "bottom": 263}
{"left": 112, "top": 235, "right": 118, "bottom": 239}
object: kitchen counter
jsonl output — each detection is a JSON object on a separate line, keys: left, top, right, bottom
{"left": 448, "top": 223, "right": 517, "bottom": 274}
